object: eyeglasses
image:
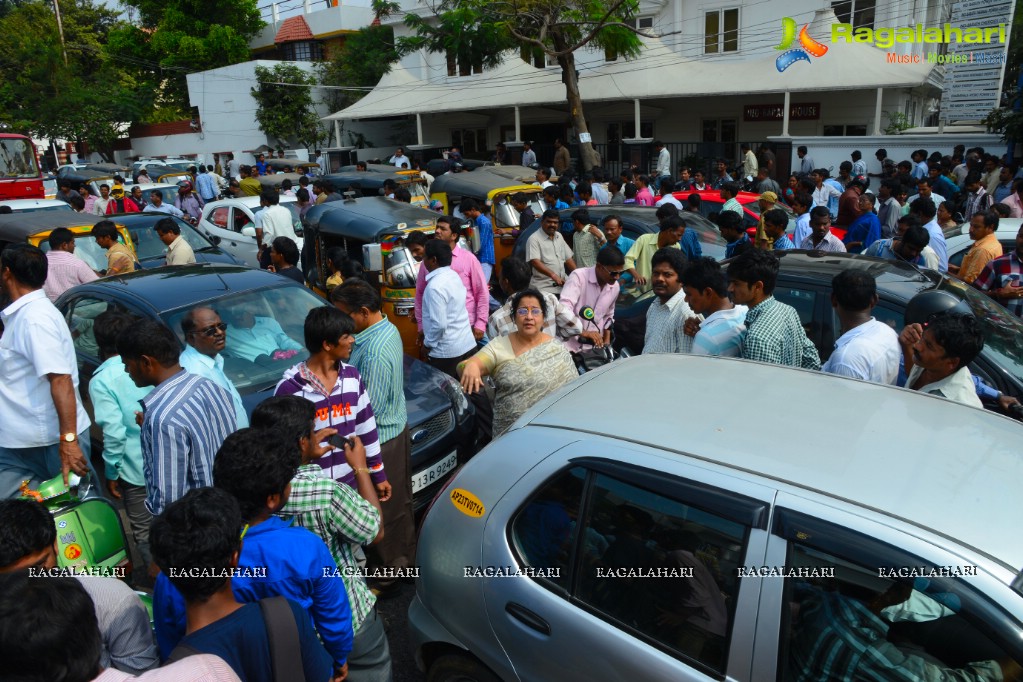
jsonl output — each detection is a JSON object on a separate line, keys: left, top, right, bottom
{"left": 601, "top": 265, "right": 624, "bottom": 278}
{"left": 516, "top": 307, "right": 543, "bottom": 317}
{"left": 192, "top": 322, "right": 227, "bottom": 338}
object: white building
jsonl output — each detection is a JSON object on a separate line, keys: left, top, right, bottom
{"left": 324, "top": 0, "right": 1009, "bottom": 174}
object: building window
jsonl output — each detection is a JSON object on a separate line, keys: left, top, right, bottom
{"left": 831, "top": 0, "right": 875, "bottom": 29}
{"left": 281, "top": 41, "right": 322, "bottom": 62}
{"left": 704, "top": 9, "right": 739, "bottom": 54}
{"left": 633, "top": 16, "right": 654, "bottom": 30}
{"left": 823, "top": 125, "right": 868, "bottom": 136}
{"left": 447, "top": 50, "right": 484, "bottom": 77}
{"left": 452, "top": 128, "right": 487, "bottom": 155}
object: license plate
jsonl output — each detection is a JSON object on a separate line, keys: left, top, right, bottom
{"left": 411, "top": 451, "right": 457, "bottom": 493}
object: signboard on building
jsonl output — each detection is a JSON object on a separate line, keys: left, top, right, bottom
{"left": 939, "top": 0, "right": 1015, "bottom": 122}
{"left": 743, "top": 103, "right": 821, "bottom": 122}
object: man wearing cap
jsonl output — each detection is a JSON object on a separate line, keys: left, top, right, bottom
{"left": 105, "top": 185, "right": 140, "bottom": 214}
{"left": 174, "top": 182, "right": 205, "bottom": 222}
{"left": 753, "top": 191, "right": 779, "bottom": 251}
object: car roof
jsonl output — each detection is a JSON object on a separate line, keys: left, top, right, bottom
{"left": 0, "top": 199, "right": 72, "bottom": 211}
{"left": 0, "top": 211, "right": 107, "bottom": 240}
{"left": 323, "top": 171, "right": 419, "bottom": 191}
{"left": 76, "top": 264, "right": 291, "bottom": 312}
{"left": 304, "top": 196, "right": 438, "bottom": 240}
{"left": 431, "top": 170, "right": 536, "bottom": 197}
{"left": 205, "top": 196, "right": 297, "bottom": 210}
{"left": 521, "top": 354, "right": 1023, "bottom": 572}
{"left": 124, "top": 183, "right": 179, "bottom": 192}
{"left": 775, "top": 250, "right": 938, "bottom": 301}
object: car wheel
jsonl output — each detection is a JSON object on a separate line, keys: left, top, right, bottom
{"left": 427, "top": 653, "right": 503, "bottom": 682}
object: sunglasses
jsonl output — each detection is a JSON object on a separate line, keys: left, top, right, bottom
{"left": 601, "top": 265, "right": 624, "bottom": 278}
{"left": 192, "top": 322, "right": 227, "bottom": 338}
{"left": 516, "top": 307, "right": 543, "bottom": 317}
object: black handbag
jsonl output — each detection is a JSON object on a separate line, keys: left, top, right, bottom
{"left": 571, "top": 343, "right": 615, "bottom": 373}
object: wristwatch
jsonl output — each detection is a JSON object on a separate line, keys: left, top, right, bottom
{"left": 61, "top": 433, "right": 77, "bottom": 443}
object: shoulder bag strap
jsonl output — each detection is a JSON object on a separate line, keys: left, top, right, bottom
{"left": 260, "top": 596, "right": 308, "bottom": 682}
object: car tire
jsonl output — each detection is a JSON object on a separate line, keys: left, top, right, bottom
{"left": 427, "top": 653, "right": 503, "bottom": 682}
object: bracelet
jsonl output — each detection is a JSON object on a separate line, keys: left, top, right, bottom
{"left": 352, "top": 467, "right": 371, "bottom": 475}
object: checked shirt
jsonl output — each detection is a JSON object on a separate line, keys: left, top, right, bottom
{"left": 741, "top": 297, "right": 820, "bottom": 369}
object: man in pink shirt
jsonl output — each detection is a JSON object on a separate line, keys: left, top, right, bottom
{"left": 559, "top": 247, "right": 623, "bottom": 352}
{"left": 635, "top": 175, "right": 656, "bottom": 207}
{"left": 43, "top": 228, "right": 98, "bottom": 301}
{"left": 414, "top": 216, "right": 489, "bottom": 341}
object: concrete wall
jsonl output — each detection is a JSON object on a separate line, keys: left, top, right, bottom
{"left": 781, "top": 133, "right": 1004, "bottom": 175}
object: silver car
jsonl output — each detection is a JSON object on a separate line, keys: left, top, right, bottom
{"left": 410, "top": 354, "right": 1023, "bottom": 681}
{"left": 198, "top": 196, "right": 303, "bottom": 267}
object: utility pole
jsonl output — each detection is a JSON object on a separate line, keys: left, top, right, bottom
{"left": 52, "top": 0, "right": 68, "bottom": 66}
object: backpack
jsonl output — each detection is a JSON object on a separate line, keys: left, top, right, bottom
{"left": 165, "top": 596, "right": 307, "bottom": 682}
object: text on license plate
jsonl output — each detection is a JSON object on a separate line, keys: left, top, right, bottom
{"left": 411, "top": 452, "right": 457, "bottom": 493}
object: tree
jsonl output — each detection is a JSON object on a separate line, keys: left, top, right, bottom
{"left": 107, "top": 0, "right": 263, "bottom": 118}
{"left": 0, "top": 0, "right": 141, "bottom": 159}
{"left": 376, "top": 0, "right": 651, "bottom": 171}
{"left": 251, "top": 64, "right": 323, "bottom": 150}
{"left": 319, "top": 23, "right": 398, "bottom": 114}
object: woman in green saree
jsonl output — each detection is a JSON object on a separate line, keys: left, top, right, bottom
{"left": 459, "top": 288, "right": 578, "bottom": 436}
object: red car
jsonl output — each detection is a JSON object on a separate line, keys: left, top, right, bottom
{"left": 671, "top": 189, "right": 847, "bottom": 242}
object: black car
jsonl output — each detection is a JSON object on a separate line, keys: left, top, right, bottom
{"left": 109, "top": 212, "right": 241, "bottom": 269}
{"left": 616, "top": 251, "right": 1023, "bottom": 405}
{"left": 55, "top": 265, "right": 476, "bottom": 510}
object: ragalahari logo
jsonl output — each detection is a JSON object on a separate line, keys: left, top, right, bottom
{"left": 775, "top": 17, "right": 828, "bottom": 72}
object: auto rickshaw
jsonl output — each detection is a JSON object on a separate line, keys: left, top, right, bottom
{"left": 302, "top": 196, "right": 439, "bottom": 356}
{"left": 0, "top": 211, "right": 137, "bottom": 271}
{"left": 429, "top": 169, "right": 544, "bottom": 272}
{"left": 82, "top": 162, "right": 130, "bottom": 176}
{"left": 322, "top": 170, "right": 431, "bottom": 209}
{"left": 264, "top": 158, "right": 321, "bottom": 176}
{"left": 135, "top": 163, "right": 190, "bottom": 186}
{"left": 57, "top": 169, "right": 119, "bottom": 197}
{"left": 257, "top": 172, "right": 304, "bottom": 193}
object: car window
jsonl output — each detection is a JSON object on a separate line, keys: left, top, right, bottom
{"left": 948, "top": 247, "right": 967, "bottom": 269}
{"left": 209, "top": 206, "right": 230, "bottom": 228}
{"left": 774, "top": 285, "right": 819, "bottom": 342}
{"left": 777, "top": 521, "right": 1023, "bottom": 681}
{"left": 38, "top": 238, "right": 108, "bottom": 272}
{"left": 67, "top": 297, "right": 117, "bottom": 358}
{"left": 938, "top": 278, "right": 1023, "bottom": 389}
{"left": 128, "top": 218, "right": 211, "bottom": 261}
{"left": 234, "top": 207, "right": 253, "bottom": 232}
{"left": 511, "top": 466, "right": 748, "bottom": 674}
{"left": 160, "top": 284, "right": 325, "bottom": 393}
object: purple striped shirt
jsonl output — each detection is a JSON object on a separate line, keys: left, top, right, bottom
{"left": 274, "top": 360, "right": 385, "bottom": 488}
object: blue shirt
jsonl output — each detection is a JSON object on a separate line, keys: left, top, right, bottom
{"left": 773, "top": 235, "right": 796, "bottom": 250}
{"left": 602, "top": 235, "right": 635, "bottom": 257}
{"left": 177, "top": 600, "right": 333, "bottom": 682}
{"left": 793, "top": 213, "right": 812, "bottom": 248}
{"left": 195, "top": 172, "right": 218, "bottom": 201}
{"left": 678, "top": 227, "right": 703, "bottom": 262}
{"left": 725, "top": 233, "right": 751, "bottom": 259}
{"left": 140, "top": 370, "right": 237, "bottom": 515}
{"left": 824, "top": 179, "right": 843, "bottom": 217}
{"left": 179, "top": 345, "right": 249, "bottom": 428}
{"left": 88, "top": 356, "right": 151, "bottom": 486}
{"left": 843, "top": 213, "right": 882, "bottom": 253}
{"left": 473, "top": 213, "right": 495, "bottom": 266}
{"left": 255, "top": 160, "right": 268, "bottom": 176}
{"left": 864, "top": 238, "right": 924, "bottom": 266}
{"left": 224, "top": 316, "right": 303, "bottom": 363}
{"left": 153, "top": 516, "right": 353, "bottom": 667}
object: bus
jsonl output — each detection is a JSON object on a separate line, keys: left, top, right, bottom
{"left": 0, "top": 134, "right": 44, "bottom": 200}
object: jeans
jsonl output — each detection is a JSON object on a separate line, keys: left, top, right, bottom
{"left": 347, "top": 607, "right": 393, "bottom": 682}
{"left": 0, "top": 431, "right": 97, "bottom": 499}
{"left": 120, "top": 481, "right": 153, "bottom": 570}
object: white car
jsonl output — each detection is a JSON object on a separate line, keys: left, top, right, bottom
{"left": 0, "top": 198, "right": 73, "bottom": 213}
{"left": 945, "top": 218, "right": 1021, "bottom": 271}
{"left": 198, "top": 195, "right": 303, "bottom": 268}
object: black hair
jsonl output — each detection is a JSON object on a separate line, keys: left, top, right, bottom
{"left": 597, "top": 246, "right": 625, "bottom": 267}
{"left": 261, "top": 189, "right": 280, "bottom": 205}
{"left": 809, "top": 206, "right": 830, "bottom": 223}
{"left": 571, "top": 208, "right": 590, "bottom": 224}
{"left": 851, "top": 150, "right": 862, "bottom": 161}
{"left": 727, "top": 249, "right": 779, "bottom": 295}
{"left": 974, "top": 210, "right": 1000, "bottom": 230}
{"left": 536, "top": 167, "right": 550, "bottom": 180}
{"left": 48, "top": 227, "right": 75, "bottom": 250}
{"left": 927, "top": 311, "right": 984, "bottom": 368}
{"left": 881, "top": 179, "right": 901, "bottom": 194}
{"left": 154, "top": 217, "right": 180, "bottom": 235}
{"left": 91, "top": 220, "right": 119, "bottom": 241}
{"left": 424, "top": 239, "right": 453, "bottom": 267}
{"left": 250, "top": 395, "right": 316, "bottom": 450}
{"left": 991, "top": 203, "right": 1011, "bottom": 219}
{"left": 575, "top": 182, "right": 592, "bottom": 197}
{"left": 909, "top": 197, "right": 936, "bottom": 220}
{"left": 839, "top": 161, "right": 853, "bottom": 173}
{"left": 404, "top": 231, "right": 429, "bottom": 249}
{"left": 271, "top": 236, "right": 300, "bottom": 266}
{"left": 832, "top": 270, "right": 876, "bottom": 311}
{"left": 965, "top": 170, "right": 982, "bottom": 186}
{"left": 686, "top": 193, "right": 701, "bottom": 209}
{"left": 330, "top": 277, "right": 382, "bottom": 313}
{"left": 0, "top": 499, "right": 55, "bottom": 568}
{"left": 901, "top": 225, "right": 931, "bottom": 249}
{"left": 296, "top": 188, "right": 310, "bottom": 203}
{"left": 95, "top": 310, "right": 139, "bottom": 359}
{"left": 303, "top": 305, "right": 355, "bottom": 354}
{"left": 510, "top": 192, "right": 529, "bottom": 205}
{"left": 69, "top": 195, "right": 86, "bottom": 211}
{"left": 721, "top": 182, "right": 740, "bottom": 196}
{"left": 655, "top": 203, "right": 679, "bottom": 221}
{"left": 510, "top": 288, "right": 548, "bottom": 319}
{"left": 650, "top": 246, "right": 687, "bottom": 279}
{"left": 459, "top": 198, "right": 480, "bottom": 214}
{"left": 116, "top": 318, "right": 180, "bottom": 365}
{"left": 915, "top": 177, "right": 932, "bottom": 188}
{"left": 393, "top": 187, "right": 412, "bottom": 203}
{"left": 325, "top": 246, "right": 348, "bottom": 272}
{"left": 150, "top": 487, "right": 243, "bottom": 603}
{"left": 791, "top": 192, "right": 813, "bottom": 212}
{"left": 681, "top": 257, "right": 728, "bottom": 297}
{"left": 180, "top": 306, "right": 218, "bottom": 336}
{"left": 716, "top": 210, "right": 742, "bottom": 234}
{"left": 540, "top": 208, "right": 560, "bottom": 221}
{"left": 600, "top": 214, "right": 622, "bottom": 229}
{"left": 762, "top": 208, "right": 789, "bottom": 229}
{"left": 214, "top": 428, "right": 301, "bottom": 521}
{"left": 659, "top": 215, "right": 685, "bottom": 233}
{"left": 500, "top": 256, "right": 532, "bottom": 291}
{"left": 623, "top": 183, "right": 638, "bottom": 198}
{"left": 340, "top": 260, "right": 364, "bottom": 281}
{"left": 797, "top": 145, "right": 808, "bottom": 154}
{"left": 0, "top": 572, "right": 102, "bottom": 682}
{"left": 151, "top": 189, "right": 164, "bottom": 201}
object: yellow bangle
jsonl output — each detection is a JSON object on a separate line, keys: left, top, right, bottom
{"left": 353, "top": 467, "right": 371, "bottom": 475}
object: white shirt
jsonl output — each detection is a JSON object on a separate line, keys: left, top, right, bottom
{"left": 655, "top": 148, "right": 671, "bottom": 177}
{"left": 644, "top": 288, "right": 697, "bottom": 354}
{"left": 390, "top": 154, "right": 410, "bottom": 168}
{"left": 799, "top": 232, "right": 847, "bottom": 253}
{"left": 821, "top": 318, "right": 900, "bottom": 384}
{"left": 259, "top": 204, "right": 298, "bottom": 246}
{"left": 179, "top": 345, "right": 249, "bottom": 428}
{"left": 812, "top": 183, "right": 841, "bottom": 210}
{"left": 0, "top": 289, "right": 91, "bottom": 447}
{"left": 521, "top": 149, "right": 537, "bottom": 167}
{"left": 907, "top": 365, "right": 982, "bottom": 408}
{"left": 654, "top": 194, "right": 683, "bottom": 209}
{"left": 93, "top": 198, "right": 111, "bottom": 216}
{"left": 422, "top": 266, "right": 477, "bottom": 359}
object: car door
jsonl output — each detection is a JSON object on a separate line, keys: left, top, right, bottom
{"left": 481, "top": 439, "right": 774, "bottom": 681}
{"left": 772, "top": 279, "right": 833, "bottom": 360}
{"left": 200, "top": 204, "right": 258, "bottom": 266}
{"left": 751, "top": 492, "right": 1023, "bottom": 682}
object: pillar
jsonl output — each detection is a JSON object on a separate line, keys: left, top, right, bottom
{"left": 781, "top": 91, "right": 791, "bottom": 137}
{"left": 873, "top": 87, "right": 884, "bottom": 136}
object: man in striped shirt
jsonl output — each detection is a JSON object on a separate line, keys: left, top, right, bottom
{"left": 274, "top": 307, "right": 391, "bottom": 497}
{"left": 681, "top": 257, "right": 746, "bottom": 357}
{"left": 117, "top": 320, "right": 237, "bottom": 516}
{"left": 798, "top": 207, "right": 847, "bottom": 253}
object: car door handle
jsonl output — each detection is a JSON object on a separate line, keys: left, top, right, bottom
{"left": 505, "top": 602, "right": 551, "bottom": 636}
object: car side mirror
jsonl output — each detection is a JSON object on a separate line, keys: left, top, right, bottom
{"left": 241, "top": 226, "right": 256, "bottom": 238}
{"left": 207, "top": 233, "right": 222, "bottom": 245}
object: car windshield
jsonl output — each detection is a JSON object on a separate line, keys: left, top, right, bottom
{"left": 161, "top": 284, "right": 325, "bottom": 393}
{"left": 126, "top": 216, "right": 215, "bottom": 261}
{"left": 0, "top": 137, "right": 40, "bottom": 179}
{"left": 13, "top": 203, "right": 72, "bottom": 213}
{"left": 937, "top": 278, "right": 1023, "bottom": 385}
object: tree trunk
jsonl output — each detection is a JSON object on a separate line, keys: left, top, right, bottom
{"left": 556, "top": 45, "right": 597, "bottom": 172}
